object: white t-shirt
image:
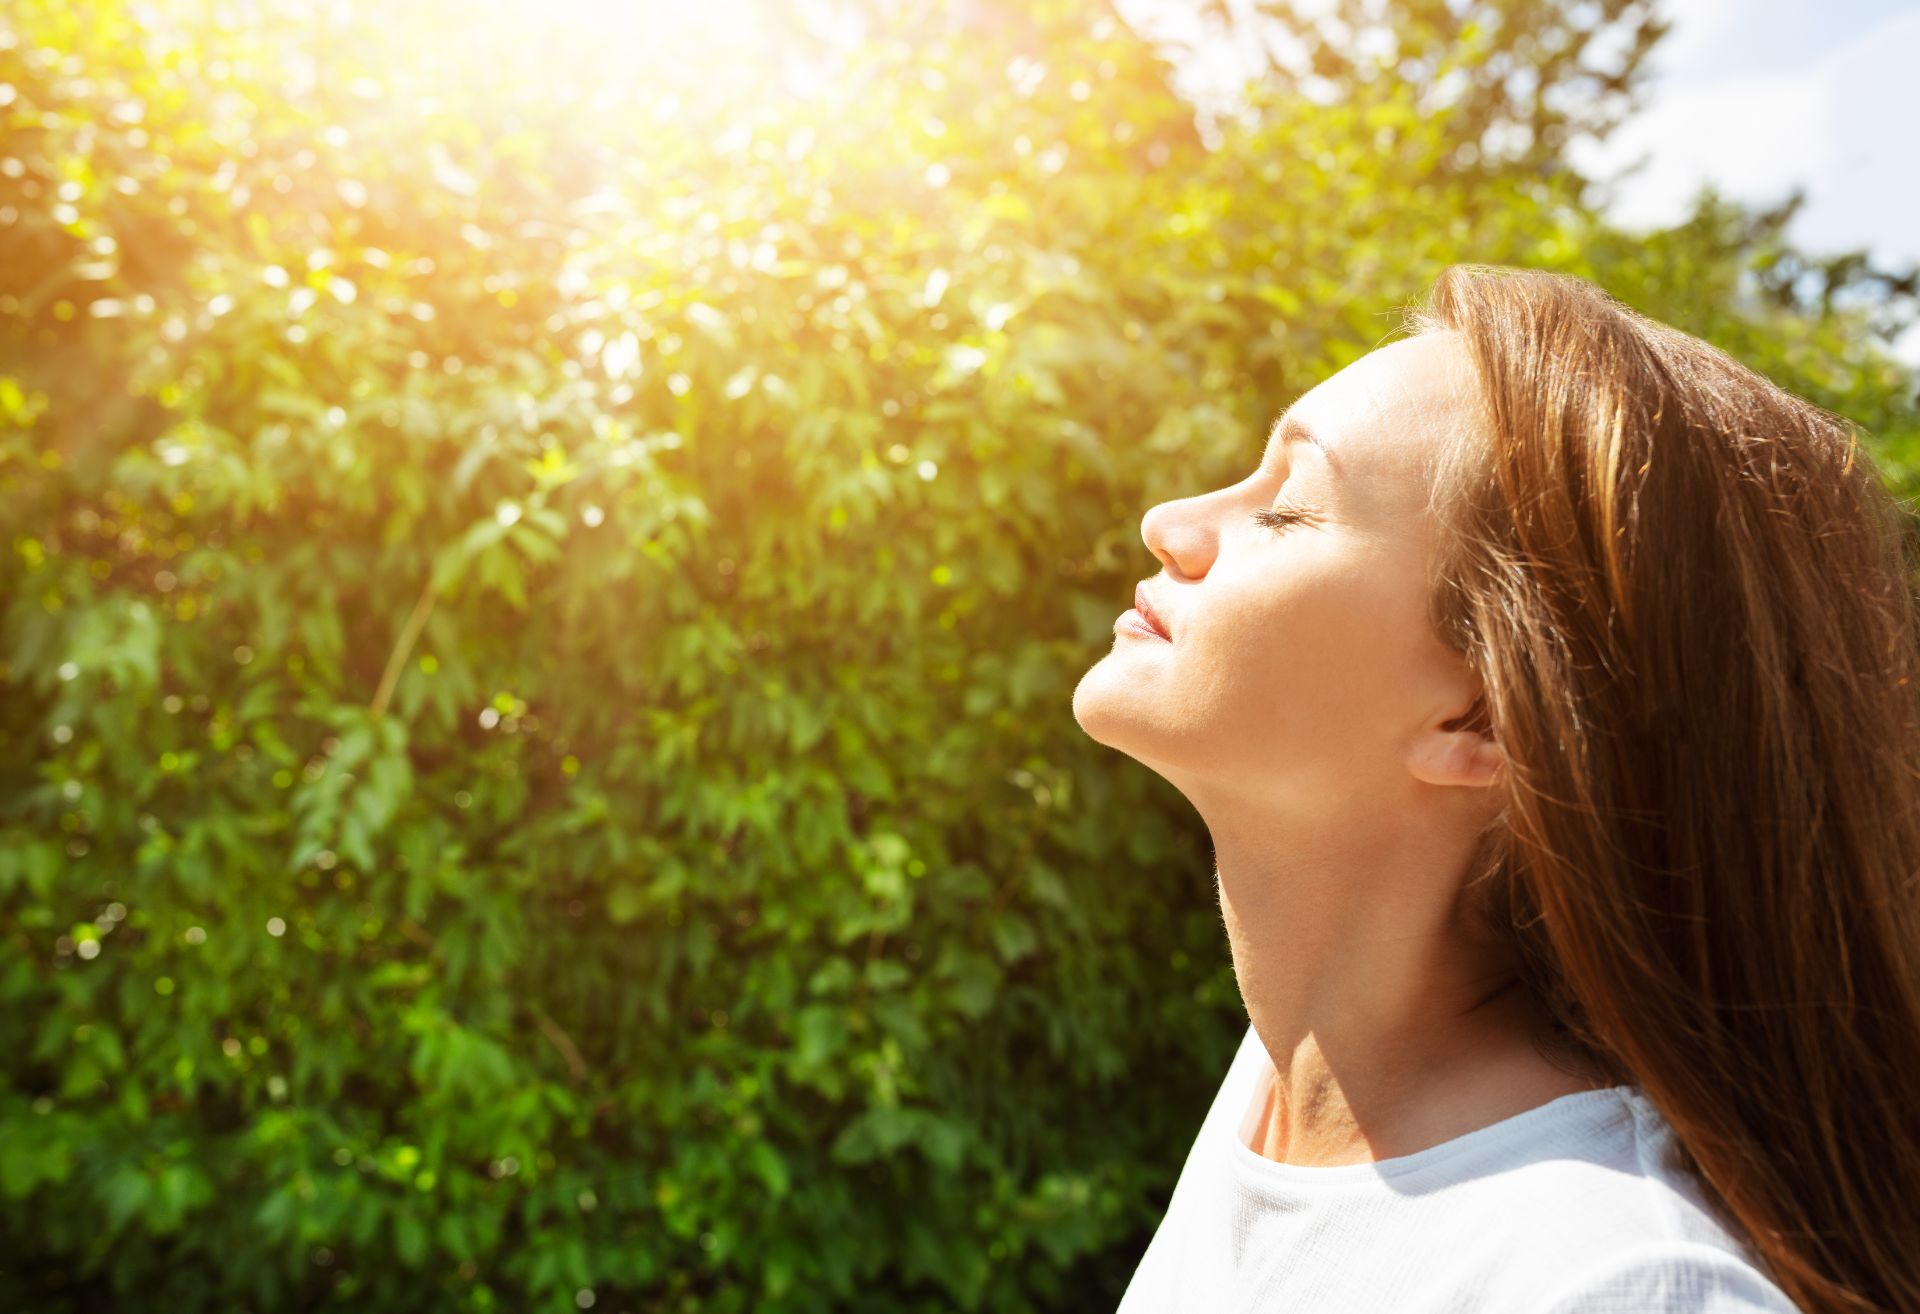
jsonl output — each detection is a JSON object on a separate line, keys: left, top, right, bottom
{"left": 1116, "top": 1023, "right": 1804, "bottom": 1313}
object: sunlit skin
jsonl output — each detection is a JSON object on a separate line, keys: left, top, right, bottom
{"left": 1072, "top": 332, "right": 1607, "bottom": 1168}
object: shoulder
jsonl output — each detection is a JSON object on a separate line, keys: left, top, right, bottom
{"left": 1537, "top": 1240, "right": 1802, "bottom": 1313}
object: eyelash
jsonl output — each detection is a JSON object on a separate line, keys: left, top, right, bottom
{"left": 1252, "top": 505, "right": 1309, "bottom": 531}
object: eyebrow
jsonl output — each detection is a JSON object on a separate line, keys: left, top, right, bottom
{"left": 1263, "top": 408, "right": 1339, "bottom": 476}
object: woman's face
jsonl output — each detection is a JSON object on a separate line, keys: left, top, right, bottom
{"left": 1072, "top": 331, "right": 1489, "bottom": 811}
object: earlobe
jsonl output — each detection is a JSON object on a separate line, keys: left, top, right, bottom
{"left": 1462, "top": 734, "right": 1507, "bottom": 788}
{"left": 1459, "top": 694, "right": 1504, "bottom": 788}
{"left": 1434, "top": 727, "right": 1504, "bottom": 788}
{"left": 1412, "top": 695, "right": 1505, "bottom": 788}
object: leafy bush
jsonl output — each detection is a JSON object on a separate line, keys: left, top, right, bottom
{"left": 1, "top": 1, "right": 1913, "bottom": 1310}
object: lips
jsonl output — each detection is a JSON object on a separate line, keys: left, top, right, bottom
{"left": 1134, "top": 582, "right": 1171, "bottom": 639}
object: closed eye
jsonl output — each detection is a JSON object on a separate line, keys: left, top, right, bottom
{"left": 1252, "top": 504, "right": 1310, "bottom": 531}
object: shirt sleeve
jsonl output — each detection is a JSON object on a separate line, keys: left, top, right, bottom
{"left": 1537, "top": 1241, "right": 1804, "bottom": 1313}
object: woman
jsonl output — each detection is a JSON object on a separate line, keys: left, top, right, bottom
{"left": 1072, "top": 265, "right": 1920, "bottom": 1313}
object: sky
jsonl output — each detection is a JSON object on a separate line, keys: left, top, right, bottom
{"left": 1568, "top": 0, "right": 1920, "bottom": 363}
{"left": 1116, "top": 0, "right": 1920, "bottom": 365}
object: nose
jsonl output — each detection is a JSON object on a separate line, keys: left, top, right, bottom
{"left": 1141, "top": 497, "right": 1214, "bottom": 583}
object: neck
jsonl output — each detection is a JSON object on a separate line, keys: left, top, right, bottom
{"left": 1199, "top": 789, "right": 1595, "bottom": 1166}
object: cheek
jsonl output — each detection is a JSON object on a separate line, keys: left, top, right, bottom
{"left": 1199, "top": 558, "right": 1424, "bottom": 754}
{"left": 1071, "top": 539, "right": 1437, "bottom": 785}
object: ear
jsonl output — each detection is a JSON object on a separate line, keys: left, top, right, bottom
{"left": 1406, "top": 693, "right": 1506, "bottom": 789}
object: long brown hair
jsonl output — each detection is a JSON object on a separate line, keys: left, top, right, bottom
{"left": 1408, "top": 265, "right": 1920, "bottom": 1314}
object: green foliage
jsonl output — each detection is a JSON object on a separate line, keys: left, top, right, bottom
{"left": 0, "top": 1, "right": 1913, "bottom": 1311}
{"left": 1203, "top": 0, "right": 1674, "bottom": 174}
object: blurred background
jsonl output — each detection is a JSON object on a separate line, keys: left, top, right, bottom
{"left": 1, "top": 1, "right": 1915, "bottom": 1310}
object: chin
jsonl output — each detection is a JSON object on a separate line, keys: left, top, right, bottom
{"left": 1071, "top": 657, "right": 1150, "bottom": 752}
{"left": 1073, "top": 659, "right": 1230, "bottom": 792}
{"left": 1071, "top": 661, "right": 1114, "bottom": 738}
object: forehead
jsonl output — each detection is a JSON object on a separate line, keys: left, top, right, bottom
{"left": 1278, "top": 333, "right": 1478, "bottom": 493}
